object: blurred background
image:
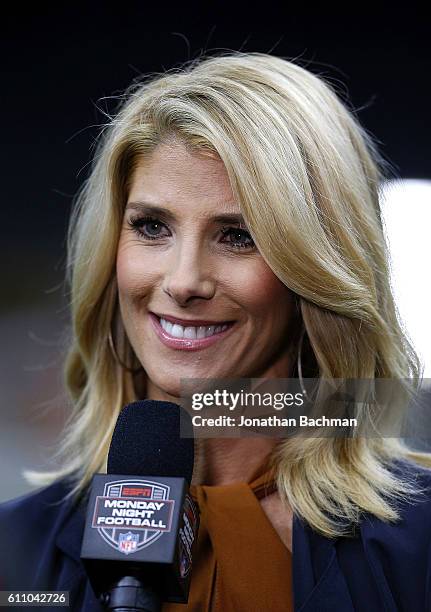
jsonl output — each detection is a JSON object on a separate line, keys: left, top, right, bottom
{"left": 1, "top": 5, "right": 430, "bottom": 502}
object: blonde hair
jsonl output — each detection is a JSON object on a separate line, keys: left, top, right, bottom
{"left": 25, "top": 51, "right": 431, "bottom": 537}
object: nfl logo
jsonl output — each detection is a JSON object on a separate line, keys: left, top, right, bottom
{"left": 118, "top": 531, "right": 139, "bottom": 555}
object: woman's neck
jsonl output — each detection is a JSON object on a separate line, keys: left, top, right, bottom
{"left": 192, "top": 437, "right": 280, "bottom": 486}
{"left": 142, "top": 377, "right": 282, "bottom": 486}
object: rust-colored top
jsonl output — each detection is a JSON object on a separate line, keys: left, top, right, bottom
{"left": 162, "top": 461, "right": 293, "bottom": 611}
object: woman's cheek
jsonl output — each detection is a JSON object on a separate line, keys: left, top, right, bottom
{"left": 232, "top": 264, "right": 287, "bottom": 310}
{"left": 116, "top": 246, "right": 153, "bottom": 298}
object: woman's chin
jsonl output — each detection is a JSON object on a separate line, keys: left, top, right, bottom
{"left": 145, "top": 372, "right": 222, "bottom": 401}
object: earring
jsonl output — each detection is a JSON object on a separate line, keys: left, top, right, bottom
{"left": 297, "top": 327, "right": 310, "bottom": 401}
{"left": 297, "top": 327, "right": 321, "bottom": 406}
{"left": 108, "top": 328, "right": 142, "bottom": 373}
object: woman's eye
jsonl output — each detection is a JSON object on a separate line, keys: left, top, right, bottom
{"left": 220, "top": 227, "right": 255, "bottom": 250}
{"left": 128, "top": 215, "right": 169, "bottom": 240}
{"left": 127, "top": 215, "right": 256, "bottom": 251}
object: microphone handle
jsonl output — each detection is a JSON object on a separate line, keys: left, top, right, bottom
{"left": 101, "top": 576, "right": 161, "bottom": 611}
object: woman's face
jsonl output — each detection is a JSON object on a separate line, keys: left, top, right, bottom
{"left": 116, "top": 139, "right": 297, "bottom": 402}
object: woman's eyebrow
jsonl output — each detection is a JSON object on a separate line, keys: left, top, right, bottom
{"left": 126, "top": 201, "right": 245, "bottom": 225}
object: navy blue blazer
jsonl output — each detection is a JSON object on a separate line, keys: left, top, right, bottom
{"left": 1, "top": 458, "right": 431, "bottom": 611}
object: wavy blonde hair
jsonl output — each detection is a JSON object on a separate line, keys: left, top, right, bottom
{"left": 25, "top": 51, "right": 431, "bottom": 537}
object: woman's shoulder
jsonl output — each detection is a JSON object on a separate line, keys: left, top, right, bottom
{"left": 0, "top": 480, "right": 78, "bottom": 591}
{"left": 0, "top": 480, "right": 72, "bottom": 522}
{"left": 0, "top": 479, "right": 75, "bottom": 554}
{"left": 390, "top": 456, "right": 431, "bottom": 508}
{"left": 300, "top": 458, "right": 431, "bottom": 610}
{"left": 356, "top": 458, "right": 431, "bottom": 574}
{"left": 391, "top": 454, "right": 431, "bottom": 479}
{"left": 361, "top": 457, "right": 431, "bottom": 533}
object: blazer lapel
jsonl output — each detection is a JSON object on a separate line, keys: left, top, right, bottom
{"left": 292, "top": 516, "right": 355, "bottom": 611}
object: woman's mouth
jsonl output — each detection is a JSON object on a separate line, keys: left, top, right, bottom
{"left": 149, "top": 312, "right": 236, "bottom": 351}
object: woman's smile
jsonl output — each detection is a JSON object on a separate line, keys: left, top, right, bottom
{"left": 149, "top": 312, "right": 237, "bottom": 351}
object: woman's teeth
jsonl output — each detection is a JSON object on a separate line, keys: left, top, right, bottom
{"left": 159, "top": 317, "right": 229, "bottom": 339}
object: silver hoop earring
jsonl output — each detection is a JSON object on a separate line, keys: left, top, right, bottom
{"left": 297, "top": 327, "right": 309, "bottom": 401}
{"left": 297, "top": 327, "right": 320, "bottom": 405}
{"left": 108, "top": 328, "right": 142, "bottom": 374}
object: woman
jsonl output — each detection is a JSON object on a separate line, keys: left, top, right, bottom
{"left": 1, "top": 51, "right": 431, "bottom": 611}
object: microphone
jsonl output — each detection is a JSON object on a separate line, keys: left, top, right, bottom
{"left": 80, "top": 400, "right": 199, "bottom": 611}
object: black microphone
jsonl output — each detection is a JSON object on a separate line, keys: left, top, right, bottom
{"left": 80, "top": 400, "right": 199, "bottom": 611}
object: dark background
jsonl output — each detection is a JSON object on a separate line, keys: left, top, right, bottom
{"left": 1, "top": 5, "right": 429, "bottom": 500}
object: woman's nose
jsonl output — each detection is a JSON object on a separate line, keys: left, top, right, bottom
{"left": 161, "top": 240, "right": 216, "bottom": 306}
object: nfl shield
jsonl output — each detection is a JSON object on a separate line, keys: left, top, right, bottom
{"left": 118, "top": 531, "right": 139, "bottom": 555}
